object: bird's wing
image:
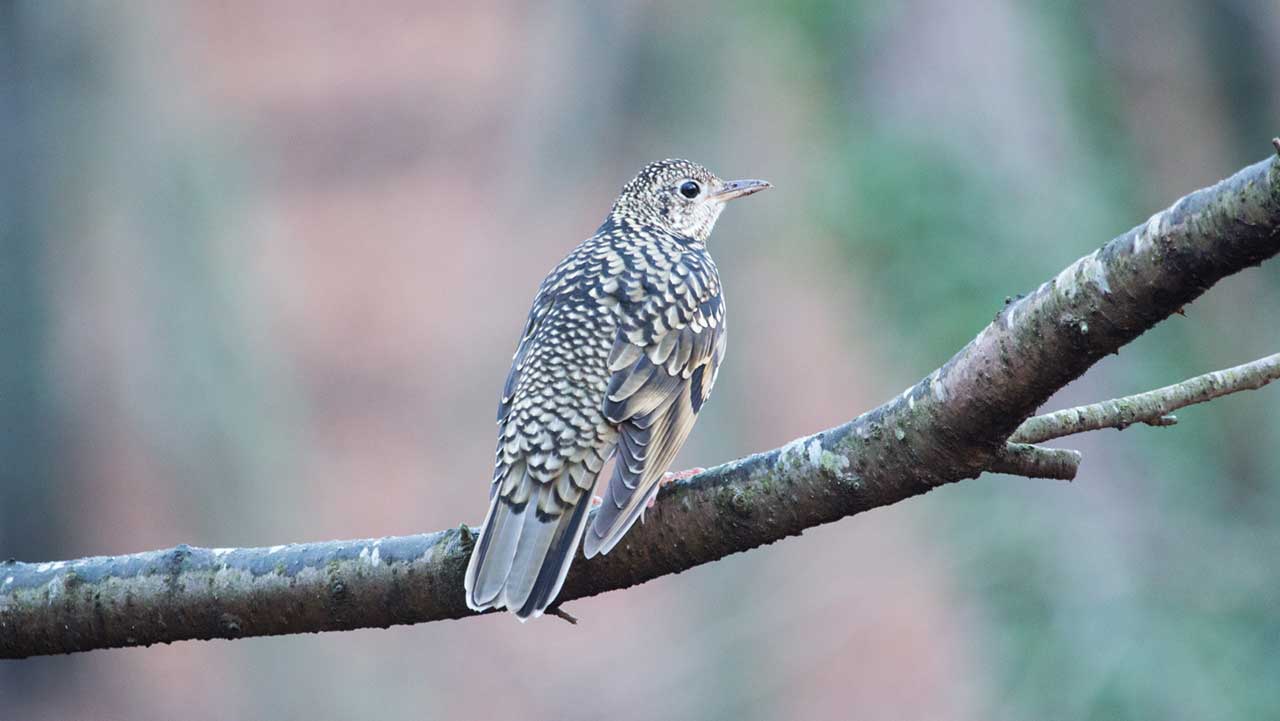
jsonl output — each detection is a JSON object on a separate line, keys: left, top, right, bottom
{"left": 583, "top": 290, "right": 726, "bottom": 558}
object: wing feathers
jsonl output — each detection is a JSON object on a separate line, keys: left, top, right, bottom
{"left": 607, "top": 339, "right": 644, "bottom": 372}
{"left": 604, "top": 352, "right": 682, "bottom": 422}
{"left": 585, "top": 305, "right": 720, "bottom": 558}
{"left": 603, "top": 382, "right": 700, "bottom": 554}
{"left": 607, "top": 356, "right": 656, "bottom": 403}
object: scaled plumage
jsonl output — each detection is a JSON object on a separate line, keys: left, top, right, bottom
{"left": 465, "top": 159, "right": 770, "bottom": 620}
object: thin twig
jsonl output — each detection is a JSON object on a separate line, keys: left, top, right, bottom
{"left": 1012, "top": 353, "right": 1280, "bottom": 444}
{"left": 986, "top": 355, "right": 1278, "bottom": 481}
{"left": 546, "top": 606, "right": 579, "bottom": 625}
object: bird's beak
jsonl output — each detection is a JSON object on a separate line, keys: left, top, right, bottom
{"left": 711, "top": 178, "right": 772, "bottom": 202}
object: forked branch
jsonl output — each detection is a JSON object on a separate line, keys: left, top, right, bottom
{"left": 3, "top": 150, "right": 1280, "bottom": 659}
{"left": 1012, "top": 354, "right": 1280, "bottom": 444}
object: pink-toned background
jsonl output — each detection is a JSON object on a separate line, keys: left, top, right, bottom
{"left": 4, "top": 2, "right": 1279, "bottom": 719}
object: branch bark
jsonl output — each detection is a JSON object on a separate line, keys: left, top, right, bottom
{"left": 3, "top": 152, "right": 1280, "bottom": 660}
{"left": 990, "top": 443, "right": 1082, "bottom": 480}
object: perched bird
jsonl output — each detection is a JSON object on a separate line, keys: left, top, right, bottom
{"left": 465, "top": 159, "right": 770, "bottom": 620}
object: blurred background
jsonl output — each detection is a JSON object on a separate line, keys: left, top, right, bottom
{"left": 2, "top": 1, "right": 1279, "bottom": 719}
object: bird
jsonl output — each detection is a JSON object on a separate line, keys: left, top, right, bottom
{"left": 464, "top": 159, "right": 770, "bottom": 620}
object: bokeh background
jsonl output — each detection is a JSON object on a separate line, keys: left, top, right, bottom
{"left": 3, "top": 1, "right": 1279, "bottom": 719}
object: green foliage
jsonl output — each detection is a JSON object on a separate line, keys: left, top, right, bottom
{"left": 826, "top": 135, "right": 1032, "bottom": 358}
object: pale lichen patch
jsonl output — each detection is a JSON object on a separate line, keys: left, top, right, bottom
{"left": 778, "top": 434, "right": 813, "bottom": 472}
{"left": 818, "top": 450, "right": 849, "bottom": 475}
{"left": 1053, "top": 248, "right": 1109, "bottom": 301}
{"left": 1003, "top": 301, "right": 1021, "bottom": 329}
{"left": 1137, "top": 209, "right": 1167, "bottom": 254}
{"left": 45, "top": 575, "right": 65, "bottom": 603}
{"left": 930, "top": 371, "right": 947, "bottom": 402}
{"left": 1083, "top": 249, "right": 1111, "bottom": 294}
{"left": 807, "top": 438, "right": 823, "bottom": 468}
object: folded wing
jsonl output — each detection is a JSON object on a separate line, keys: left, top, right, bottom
{"left": 583, "top": 294, "right": 726, "bottom": 557}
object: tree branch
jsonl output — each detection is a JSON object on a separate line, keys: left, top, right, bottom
{"left": 990, "top": 443, "right": 1082, "bottom": 480}
{"left": 3, "top": 152, "right": 1280, "bottom": 660}
{"left": 1012, "top": 353, "right": 1280, "bottom": 444}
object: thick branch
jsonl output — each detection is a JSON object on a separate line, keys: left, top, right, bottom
{"left": 3, "top": 153, "right": 1279, "bottom": 659}
{"left": 1012, "top": 353, "right": 1280, "bottom": 443}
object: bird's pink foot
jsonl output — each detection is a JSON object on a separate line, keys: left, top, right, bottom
{"left": 590, "top": 495, "right": 603, "bottom": 510}
{"left": 663, "top": 466, "right": 706, "bottom": 484}
{"left": 647, "top": 467, "right": 706, "bottom": 508}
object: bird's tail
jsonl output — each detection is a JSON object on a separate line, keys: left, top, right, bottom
{"left": 464, "top": 482, "right": 592, "bottom": 620}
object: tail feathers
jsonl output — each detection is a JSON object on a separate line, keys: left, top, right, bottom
{"left": 503, "top": 496, "right": 562, "bottom": 611}
{"left": 464, "top": 485, "right": 593, "bottom": 620}
{"left": 513, "top": 488, "right": 592, "bottom": 619}
{"left": 464, "top": 496, "right": 524, "bottom": 608}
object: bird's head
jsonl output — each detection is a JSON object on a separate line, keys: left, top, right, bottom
{"left": 610, "top": 159, "right": 771, "bottom": 242}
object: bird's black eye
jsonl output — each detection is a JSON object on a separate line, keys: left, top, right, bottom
{"left": 679, "top": 181, "right": 701, "bottom": 199}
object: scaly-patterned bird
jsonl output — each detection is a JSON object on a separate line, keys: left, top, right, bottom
{"left": 465, "top": 159, "right": 770, "bottom": 620}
